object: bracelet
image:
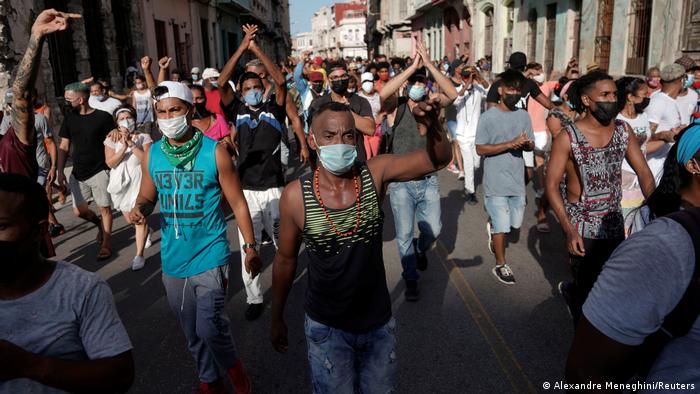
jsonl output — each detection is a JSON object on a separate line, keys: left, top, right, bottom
{"left": 242, "top": 242, "right": 258, "bottom": 251}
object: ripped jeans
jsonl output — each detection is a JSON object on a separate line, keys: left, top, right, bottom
{"left": 305, "top": 315, "right": 398, "bottom": 394}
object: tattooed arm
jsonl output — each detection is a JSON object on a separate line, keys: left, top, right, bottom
{"left": 12, "top": 9, "right": 81, "bottom": 145}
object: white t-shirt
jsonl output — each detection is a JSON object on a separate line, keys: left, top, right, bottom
{"left": 616, "top": 112, "right": 650, "bottom": 173}
{"left": 89, "top": 96, "right": 122, "bottom": 116}
{"left": 645, "top": 92, "right": 681, "bottom": 184}
{"left": 676, "top": 89, "right": 698, "bottom": 126}
{"left": 453, "top": 83, "right": 487, "bottom": 140}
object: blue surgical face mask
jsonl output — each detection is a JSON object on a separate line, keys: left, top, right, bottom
{"left": 408, "top": 85, "right": 426, "bottom": 101}
{"left": 685, "top": 74, "right": 696, "bottom": 89}
{"left": 244, "top": 89, "right": 263, "bottom": 107}
{"left": 313, "top": 134, "right": 357, "bottom": 175}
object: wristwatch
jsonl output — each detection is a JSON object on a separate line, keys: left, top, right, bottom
{"left": 242, "top": 242, "right": 258, "bottom": 251}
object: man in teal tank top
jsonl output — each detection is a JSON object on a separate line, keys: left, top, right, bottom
{"left": 129, "top": 81, "right": 260, "bottom": 394}
{"left": 270, "top": 95, "right": 452, "bottom": 393}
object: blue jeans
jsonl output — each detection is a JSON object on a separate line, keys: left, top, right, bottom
{"left": 484, "top": 195, "right": 526, "bottom": 234}
{"left": 305, "top": 315, "right": 398, "bottom": 394}
{"left": 389, "top": 176, "right": 442, "bottom": 281}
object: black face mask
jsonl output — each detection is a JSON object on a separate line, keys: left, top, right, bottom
{"left": 311, "top": 83, "right": 324, "bottom": 94}
{"left": 634, "top": 97, "right": 650, "bottom": 114}
{"left": 330, "top": 79, "right": 349, "bottom": 94}
{"left": 590, "top": 101, "right": 619, "bottom": 125}
{"left": 193, "top": 102, "right": 210, "bottom": 120}
{"left": 503, "top": 94, "right": 521, "bottom": 111}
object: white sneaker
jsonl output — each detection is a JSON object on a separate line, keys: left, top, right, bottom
{"left": 131, "top": 256, "right": 146, "bottom": 271}
{"left": 458, "top": 171, "right": 465, "bottom": 180}
{"left": 145, "top": 232, "right": 152, "bottom": 249}
{"left": 447, "top": 164, "right": 459, "bottom": 174}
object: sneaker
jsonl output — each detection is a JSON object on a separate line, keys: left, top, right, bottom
{"left": 405, "top": 280, "right": 419, "bottom": 302}
{"left": 227, "top": 359, "right": 252, "bottom": 394}
{"left": 49, "top": 223, "right": 66, "bottom": 237}
{"left": 457, "top": 171, "right": 465, "bottom": 180}
{"left": 245, "top": 303, "right": 264, "bottom": 321}
{"left": 447, "top": 164, "right": 459, "bottom": 174}
{"left": 131, "top": 256, "right": 146, "bottom": 271}
{"left": 196, "top": 379, "right": 226, "bottom": 394}
{"left": 492, "top": 264, "right": 515, "bottom": 285}
{"left": 144, "top": 231, "right": 152, "bottom": 249}
{"left": 558, "top": 281, "right": 574, "bottom": 319}
{"left": 486, "top": 222, "right": 494, "bottom": 255}
{"left": 465, "top": 193, "right": 478, "bottom": 206}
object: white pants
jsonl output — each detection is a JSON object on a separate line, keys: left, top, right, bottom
{"left": 456, "top": 138, "right": 480, "bottom": 194}
{"left": 237, "top": 187, "right": 283, "bottom": 305}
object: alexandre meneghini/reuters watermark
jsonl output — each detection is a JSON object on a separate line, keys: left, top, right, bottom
{"left": 541, "top": 381, "right": 696, "bottom": 391}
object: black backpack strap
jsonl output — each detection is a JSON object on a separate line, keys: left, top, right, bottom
{"left": 661, "top": 207, "right": 700, "bottom": 337}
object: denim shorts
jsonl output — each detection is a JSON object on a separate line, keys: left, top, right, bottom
{"left": 447, "top": 120, "right": 458, "bottom": 139}
{"left": 305, "top": 315, "right": 397, "bottom": 394}
{"left": 484, "top": 195, "right": 526, "bottom": 234}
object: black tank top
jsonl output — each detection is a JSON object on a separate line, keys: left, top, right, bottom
{"left": 300, "top": 163, "right": 391, "bottom": 333}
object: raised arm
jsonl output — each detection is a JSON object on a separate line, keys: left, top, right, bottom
{"left": 416, "top": 41, "right": 457, "bottom": 107}
{"left": 249, "top": 38, "right": 286, "bottom": 106}
{"left": 368, "top": 98, "right": 452, "bottom": 186}
{"left": 12, "top": 10, "right": 80, "bottom": 144}
{"left": 219, "top": 24, "right": 258, "bottom": 106}
{"left": 157, "top": 57, "right": 171, "bottom": 84}
{"left": 270, "top": 181, "right": 303, "bottom": 353}
{"left": 140, "top": 56, "right": 156, "bottom": 89}
{"left": 379, "top": 53, "right": 421, "bottom": 103}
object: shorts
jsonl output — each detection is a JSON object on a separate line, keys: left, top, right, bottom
{"left": 447, "top": 120, "right": 458, "bottom": 139}
{"left": 523, "top": 151, "right": 534, "bottom": 167}
{"left": 484, "top": 195, "right": 526, "bottom": 234}
{"left": 37, "top": 167, "right": 49, "bottom": 186}
{"left": 69, "top": 170, "right": 112, "bottom": 208}
{"left": 533, "top": 131, "right": 550, "bottom": 153}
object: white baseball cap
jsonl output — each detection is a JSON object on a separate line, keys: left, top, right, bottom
{"left": 191, "top": 67, "right": 201, "bottom": 74}
{"left": 361, "top": 72, "right": 374, "bottom": 83}
{"left": 202, "top": 68, "right": 220, "bottom": 80}
{"left": 154, "top": 81, "right": 193, "bottom": 105}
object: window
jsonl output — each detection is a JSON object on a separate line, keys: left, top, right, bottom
{"left": 484, "top": 7, "right": 494, "bottom": 59}
{"left": 626, "top": 0, "right": 652, "bottom": 74}
{"left": 527, "top": 9, "right": 537, "bottom": 61}
{"left": 155, "top": 19, "right": 168, "bottom": 61}
{"left": 545, "top": 4, "right": 556, "bottom": 73}
{"left": 200, "top": 18, "right": 210, "bottom": 66}
{"left": 572, "top": 0, "right": 582, "bottom": 60}
{"left": 594, "top": 0, "right": 614, "bottom": 72}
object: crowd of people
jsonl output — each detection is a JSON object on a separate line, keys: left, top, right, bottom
{"left": 1, "top": 9, "right": 700, "bottom": 394}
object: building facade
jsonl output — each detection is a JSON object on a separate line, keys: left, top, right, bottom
{"left": 0, "top": 0, "right": 290, "bottom": 115}
{"left": 311, "top": 1, "right": 367, "bottom": 59}
{"left": 292, "top": 32, "right": 314, "bottom": 57}
{"left": 311, "top": 5, "right": 335, "bottom": 57}
{"left": 513, "top": 0, "right": 700, "bottom": 77}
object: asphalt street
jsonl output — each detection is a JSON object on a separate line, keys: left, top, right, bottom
{"left": 51, "top": 164, "right": 574, "bottom": 394}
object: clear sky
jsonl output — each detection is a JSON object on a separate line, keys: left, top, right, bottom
{"left": 289, "top": 0, "right": 335, "bottom": 36}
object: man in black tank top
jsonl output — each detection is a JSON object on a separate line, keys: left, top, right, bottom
{"left": 270, "top": 98, "right": 452, "bottom": 393}
{"left": 378, "top": 41, "right": 458, "bottom": 301}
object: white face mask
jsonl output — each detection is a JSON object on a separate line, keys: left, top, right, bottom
{"left": 533, "top": 74, "right": 545, "bottom": 84}
{"left": 362, "top": 81, "right": 374, "bottom": 94}
{"left": 118, "top": 118, "right": 135, "bottom": 132}
{"left": 158, "top": 112, "right": 189, "bottom": 139}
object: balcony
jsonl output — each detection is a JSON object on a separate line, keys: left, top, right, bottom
{"left": 217, "top": 0, "right": 252, "bottom": 12}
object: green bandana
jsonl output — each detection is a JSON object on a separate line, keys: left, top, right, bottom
{"left": 160, "top": 129, "right": 203, "bottom": 171}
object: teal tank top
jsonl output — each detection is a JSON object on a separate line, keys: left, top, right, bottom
{"left": 148, "top": 136, "right": 229, "bottom": 278}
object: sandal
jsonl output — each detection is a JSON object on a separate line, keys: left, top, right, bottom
{"left": 97, "top": 246, "right": 112, "bottom": 261}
